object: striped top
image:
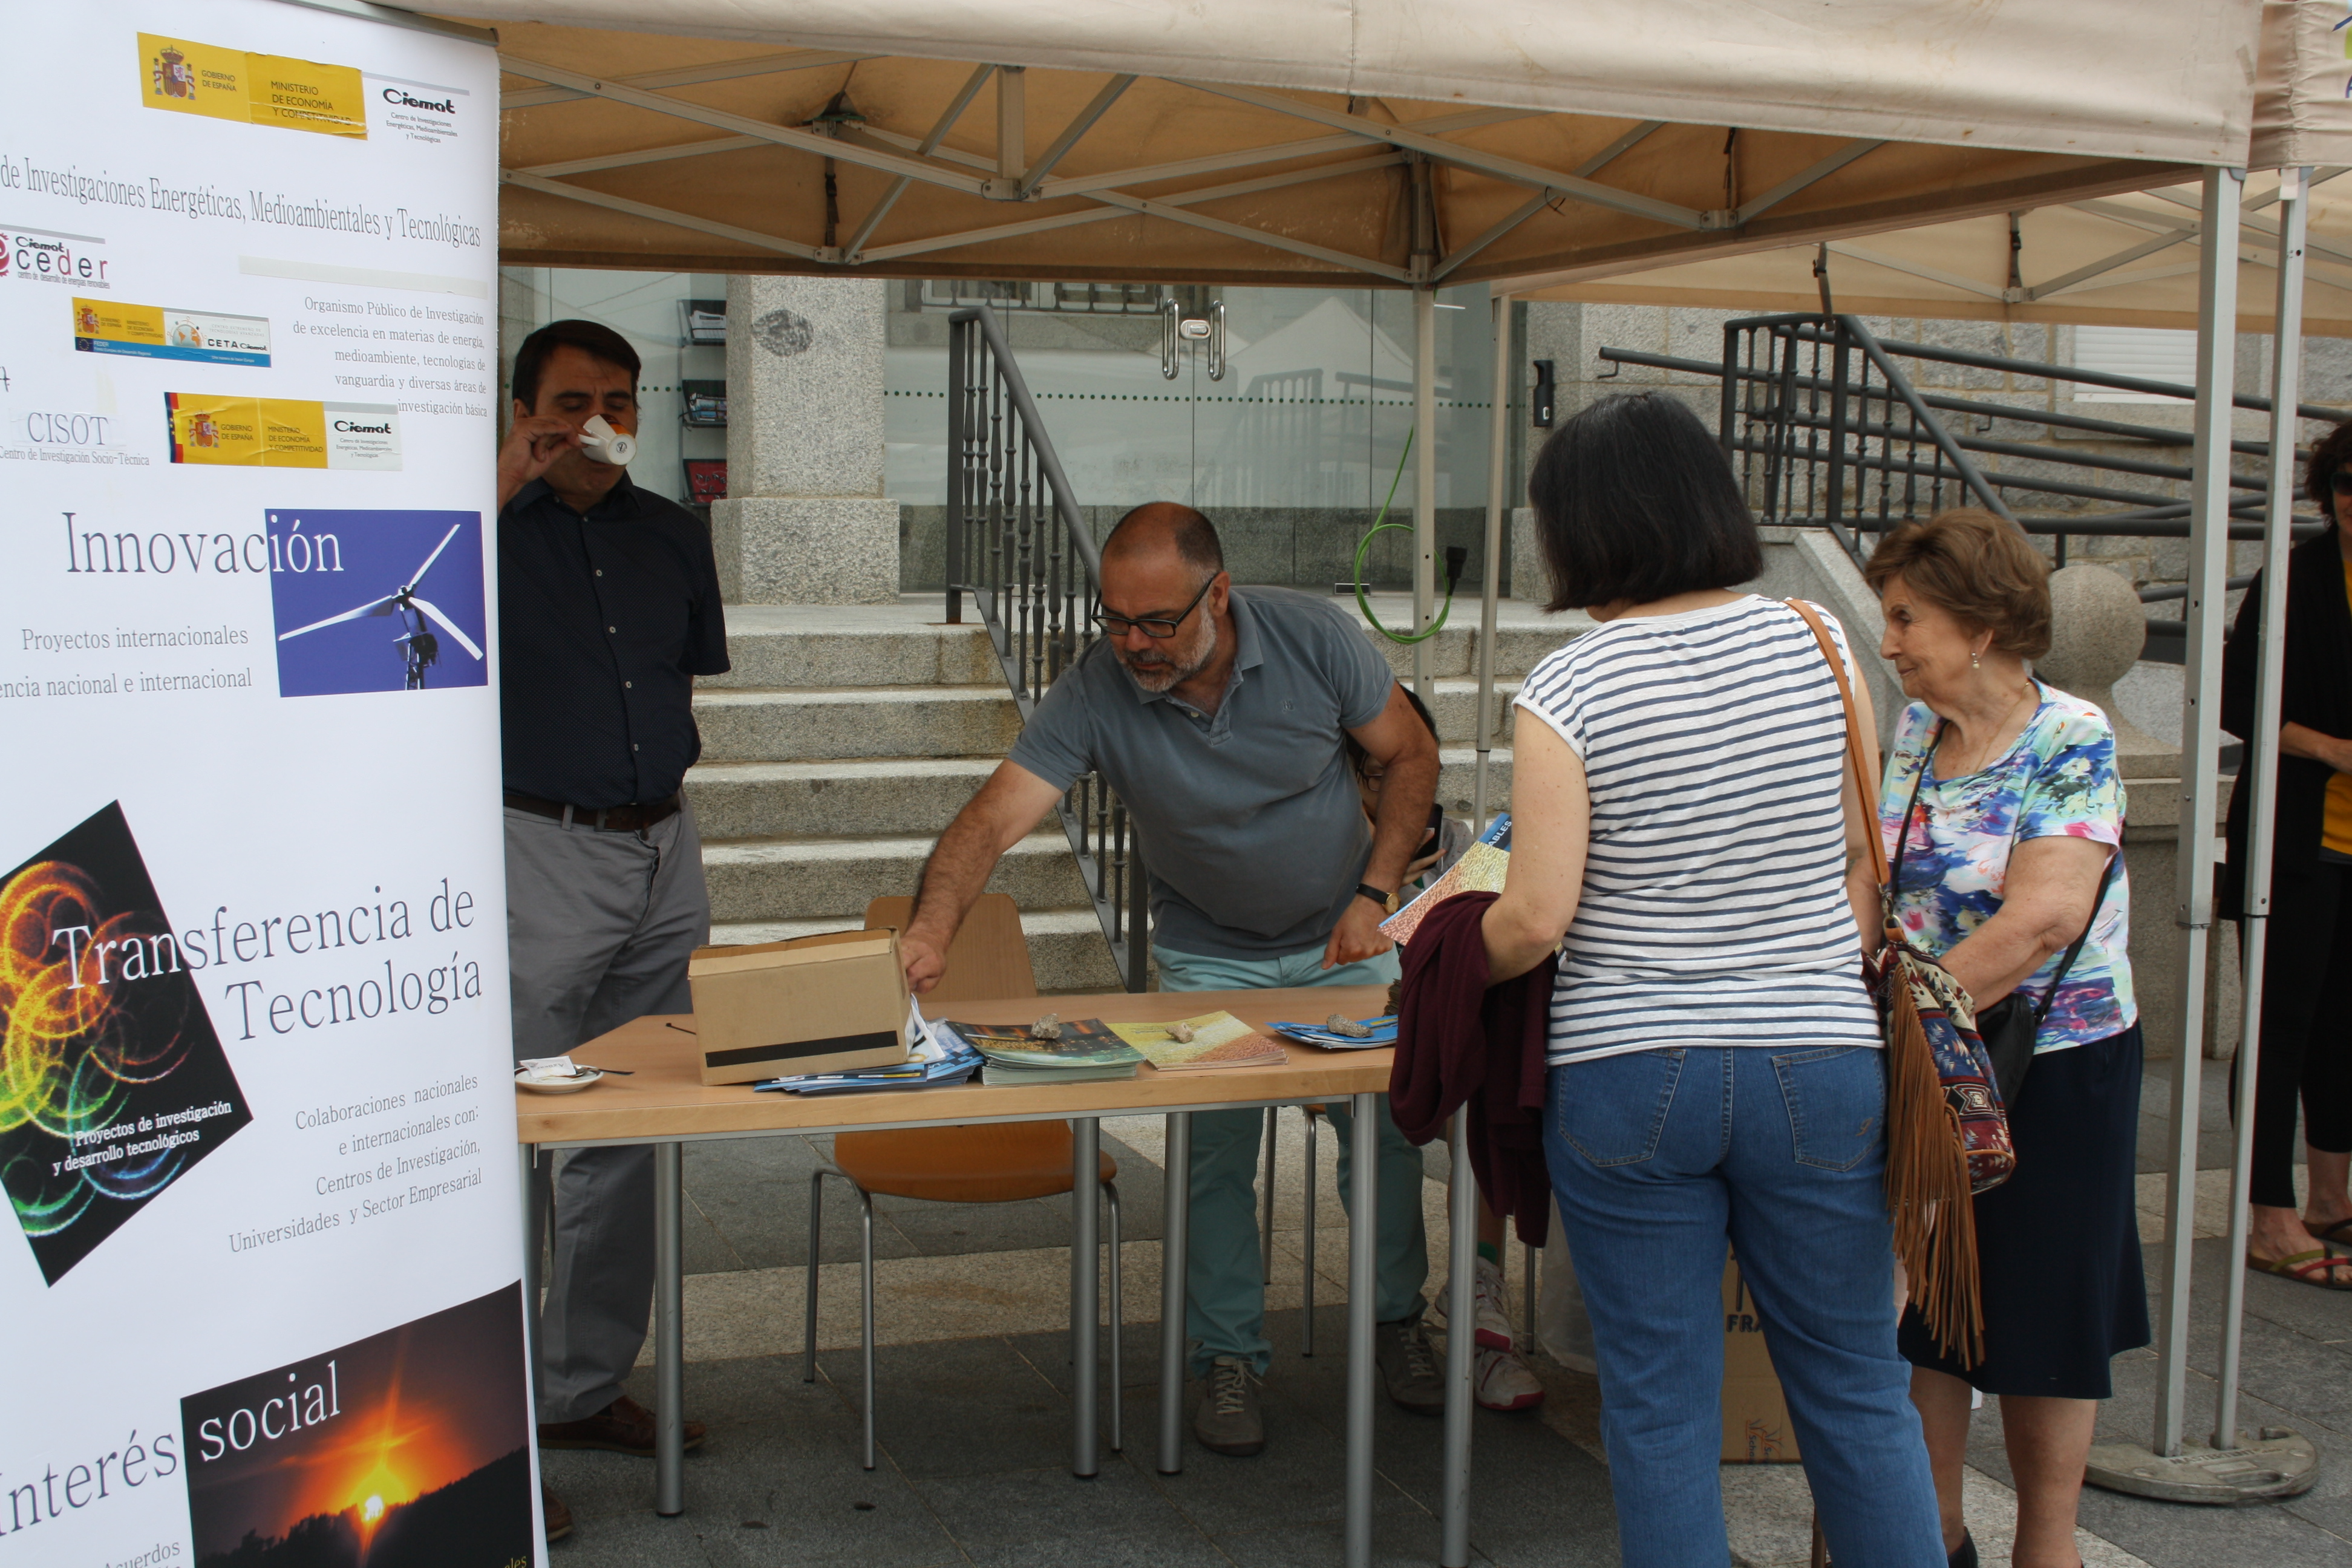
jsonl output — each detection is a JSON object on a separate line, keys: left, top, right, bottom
{"left": 1513, "top": 595, "right": 1882, "bottom": 1065}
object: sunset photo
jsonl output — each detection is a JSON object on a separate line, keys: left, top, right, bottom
{"left": 180, "top": 1284, "right": 532, "bottom": 1567}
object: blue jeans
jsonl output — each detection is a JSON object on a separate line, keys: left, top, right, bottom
{"left": 1155, "top": 943, "right": 1425, "bottom": 1376}
{"left": 1545, "top": 1045, "right": 1942, "bottom": 1568}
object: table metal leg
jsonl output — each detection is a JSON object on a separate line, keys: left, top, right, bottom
{"left": 1072, "top": 1116, "right": 1101, "bottom": 1478}
{"left": 1345, "top": 1093, "right": 1377, "bottom": 1568}
{"left": 1441, "top": 1111, "right": 1476, "bottom": 1567}
{"left": 1302, "top": 1109, "right": 1318, "bottom": 1357}
{"left": 1261, "top": 1106, "right": 1279, "bottom": 1283}
{"left": 1159, "top": 1110, "right": 1192, "bottom": 1475}
{"left": 520, "top": 1145, "right": 544, "bottom": 1333}
{"left": 653, "top": 1140, "right": 685, "bottom": 1517}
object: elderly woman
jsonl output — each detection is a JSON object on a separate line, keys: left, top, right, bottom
{"left": 1483, "top": 393, "right": 1942, "bottom": 1567}
{"left": 2221, "top": 419, "right": 2352, "bottom": 1289}
{"left": 1867, "top": 508, "right": 2144, "bottom": 1568}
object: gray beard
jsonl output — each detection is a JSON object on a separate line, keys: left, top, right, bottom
{"left": 1118, "top": 613, "right": 1217, "bottom": 693}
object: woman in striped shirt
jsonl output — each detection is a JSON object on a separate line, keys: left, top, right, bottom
{"left": 1481, "top": 393, "right": 1940, "bottom": 1567}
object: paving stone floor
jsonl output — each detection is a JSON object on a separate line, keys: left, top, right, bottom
{"left": 539, "top": 1069, "right": 2351, "bottom": 1567}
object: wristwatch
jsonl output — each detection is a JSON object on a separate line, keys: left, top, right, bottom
{"left": 1354, "top": 881, "right": 1394, "bottom": 912}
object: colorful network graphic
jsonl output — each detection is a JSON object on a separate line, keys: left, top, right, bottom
{"left": 0, "top": 804, "right": 250, "bottom": 1284}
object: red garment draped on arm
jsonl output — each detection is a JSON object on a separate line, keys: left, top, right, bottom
{"left": 1387, "top": 890, "right": 1555, "bottom": 1247}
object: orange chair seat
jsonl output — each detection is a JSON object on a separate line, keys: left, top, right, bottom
{"left": 832, "top": 1122, "right": 1117, "bottom": 1204}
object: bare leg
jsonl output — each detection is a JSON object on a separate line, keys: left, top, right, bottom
{"left": 1908, "top": 1367, "right": 1972, "bottom": 1555}
{"left": 1998, "top": 1395, "right": 2096, "bottom": 1568}
{"left": 2304, "top": 1146, "right": 2352, "bottom": 1235}
{"left": 1477, "top": 1197, "right": 1506, "bottom": 1250}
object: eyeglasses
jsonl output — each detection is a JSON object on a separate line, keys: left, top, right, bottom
{"left": 2330, "top": 470, "right": 2352, "bottom": 496}
{"left": 1094, "top": 575, "right": 1217, "bottom": 639}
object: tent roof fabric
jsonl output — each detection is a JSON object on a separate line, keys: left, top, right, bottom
{"left": 1506, "top": 5, "right": 2352, "bottom": 333}
{"left": 422, "top": 1, "right": 2261, "bottom": 287}
{"left": 1506, "top": 172, "right": 2352, "bottom": 336}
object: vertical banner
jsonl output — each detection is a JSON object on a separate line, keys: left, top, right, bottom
{"left": 0, "top": 3, "right": 530, "bottom": 1563}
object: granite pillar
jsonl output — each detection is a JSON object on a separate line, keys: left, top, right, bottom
{"left": 710, "top": 276, "right": 899, "bottom": 604}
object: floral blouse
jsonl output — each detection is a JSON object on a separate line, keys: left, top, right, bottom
{"left": 1879, "top": 684, "right": 2136, "bottom": 1052}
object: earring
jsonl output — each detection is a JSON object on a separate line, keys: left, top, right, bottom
{"left": 1971, "top": 652, "right": 1981, "bottom": 670}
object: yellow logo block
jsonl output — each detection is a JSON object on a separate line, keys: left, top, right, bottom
{"left": 142, "top": 34, "right": 367, "bottom": 138}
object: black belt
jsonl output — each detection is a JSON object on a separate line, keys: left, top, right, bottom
{"left": 505, "top": 790, "right": 681, "bottom": 833}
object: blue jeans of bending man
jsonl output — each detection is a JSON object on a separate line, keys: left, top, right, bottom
{"left": 1545, "top": 1044, "right": 1942, "bottom": 1568}
{"left": 1155, "top": 943, "right": 1426, "bottom": 1379}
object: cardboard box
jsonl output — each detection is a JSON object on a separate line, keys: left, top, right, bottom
{"left": 687, "top": 930, "right": 912, "bottom": 1085}
{"left": 1721, "top": 1256, "right": 1801, "bottom": 1463}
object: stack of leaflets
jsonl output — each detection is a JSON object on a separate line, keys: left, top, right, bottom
{"left": 756, "top": 1004, "right": 982, "bottom": 1096}
{"left": 1264, "top": 1016, "right": 1399, "bottom": 1051}
{"left": 1108, "top": 1011, "right": 1287, "bottom": 1072}
{"left": 946, "top": 1019, "right": 1145, "bottom": 1085}
{"left": 1379, "top": 814, "right": 1512, "bottom": 946}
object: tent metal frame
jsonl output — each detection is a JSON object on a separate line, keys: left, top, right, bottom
{"left": 491, "top": 48, "right": 1918, "bottom": 289}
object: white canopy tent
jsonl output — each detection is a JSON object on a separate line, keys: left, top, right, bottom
{"left": 311, "top": 0, "right": 2304, "bottom": 1544}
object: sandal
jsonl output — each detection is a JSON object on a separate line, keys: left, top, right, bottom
{"left": 2306, "top": 1217, "right": 2352, "bottom": 1249}
{"left": 2247, "top": 1248, "right": 2352, "bottom": 1290}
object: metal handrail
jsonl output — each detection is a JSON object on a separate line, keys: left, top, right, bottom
{"left": 1702, "top": 312, "right": 2328, "bottom": 668}
{"left": 945, "top": 304, "right": 1149, "bottom": 991}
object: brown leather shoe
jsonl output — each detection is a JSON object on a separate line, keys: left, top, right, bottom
{"left": 537, "top": 1393, "right": 706, "bottom": 1456}
{"left": 541, "top": 1483, "right": 573, "bottom": 1542}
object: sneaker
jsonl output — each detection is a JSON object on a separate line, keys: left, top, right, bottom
{"left": 1374, "top": 1312, "right": 1445, "bottom": 1416}
{"left": 1471, "top": 1257, "right": 1516, "bottom": 1351}
{"left": 1194, "top": 1357, "right": 1265, "bottom": 1457}
{"left": 1473, "top": 1346, "right": 1545, "bottom": 1411}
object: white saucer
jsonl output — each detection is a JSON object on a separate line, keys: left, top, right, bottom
{"left": 515, "top": 1068, "right": 604, "bottom": 1095}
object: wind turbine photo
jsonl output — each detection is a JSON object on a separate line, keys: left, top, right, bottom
{"left": 276, "top": 521, "right": 486, "bottom": 690}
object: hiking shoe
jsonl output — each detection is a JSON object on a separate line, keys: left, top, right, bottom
{"left": 1471, "top": 1257, "right": 1517, "bottom": 1351}
{"left": 1473, "top": 1346, "right": 1545, "bottom": 1411}
{"left": 1195, "top": 1357, "right": 1265, "bottom": 1457}
{"left": 1375, "top": 1312, "right": 1445, "bottom": 1415}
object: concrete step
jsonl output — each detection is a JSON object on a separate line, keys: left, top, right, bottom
{"left": 705, "top": 605, "right": 999, "bottom": 690}
{"left": 710, "top": 908, "right": 1126, "bottom": 994}
{"left": 685, "top": 758, "right": 1001, "bottom": 840}
{"left": 694, "top": 685, "right": 1021, "bottom": 763}
{"left": 701, "top": 829, "right": 1086, "bottom": 924}
{"left": 1436, "top": 746, "right": 1512, "bottom": 818}
{"left": 1426, "top": 677, "right": 1525, "bottom": 747}
{"left": 1360, "top": 619, "right": 1582, "bottom": 683}
{"left": 688, "top": 748, "right": 1512, "bottom": 840}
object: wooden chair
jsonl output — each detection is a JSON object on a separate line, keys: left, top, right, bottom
{"left": 804, "top": 894, "right": 1123, "bottom": 1468}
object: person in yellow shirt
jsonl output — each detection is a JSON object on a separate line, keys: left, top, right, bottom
{"left": 2223, "top": 419, "right": 2352, "bottom": 1289}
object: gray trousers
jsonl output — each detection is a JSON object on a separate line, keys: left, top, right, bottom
{"left": 508, "top": 800, "right": 710, "bottom": 1424}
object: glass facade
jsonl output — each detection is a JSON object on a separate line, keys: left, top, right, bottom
{"left": 500, "top": 268, "right": 1515, "bottom": 592}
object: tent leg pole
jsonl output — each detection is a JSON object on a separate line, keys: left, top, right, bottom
{"left": 1414, "top": 287, "right": 1438, "bottom": 709}
{"left": 1474, "top": 293, "right": 1509, "bottom": 834}
{"left": 2214, "top": 165, "right": 2307, "bottom": 1452}
{"left": 2154, "top": 163, "right": 2239, "bottom": 1465}
{"left": 2087, "top": 165, "right": 2319, "bottom": 1505}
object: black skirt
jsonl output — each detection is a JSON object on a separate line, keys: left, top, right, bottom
{"left": 1901, "top": 1024, "right": 2151, "bottom": 1399}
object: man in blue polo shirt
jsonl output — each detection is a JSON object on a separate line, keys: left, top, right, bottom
{"left": 901, "top": 503, "right": 1443, "bottom": 1457}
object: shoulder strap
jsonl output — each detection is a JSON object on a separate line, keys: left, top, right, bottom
{"left": 1783, "top": 599, "right": 1888, "bottom": 888}
{"left": 2029, "top": 840, "right": 2124, "bottom": 1028}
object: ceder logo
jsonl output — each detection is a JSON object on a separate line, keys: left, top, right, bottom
{"left": 2, "top": 226, "right": 112, "bottom": 288}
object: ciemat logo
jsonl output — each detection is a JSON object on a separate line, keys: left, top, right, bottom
{"left": 381, "top": 88, "right": 454, "bottom": 114}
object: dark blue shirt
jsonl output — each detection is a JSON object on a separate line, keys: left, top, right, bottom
{"left": 498, "top": 474, "right": 728, "bottom": 808}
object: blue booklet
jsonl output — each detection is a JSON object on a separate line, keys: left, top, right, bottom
{"left": 1263, "top": 1016, "right": 1399, "bottom": 1051}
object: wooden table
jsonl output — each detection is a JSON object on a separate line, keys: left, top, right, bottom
{"left": 515, "top": 984, "right": 1480, "bottom": 1568}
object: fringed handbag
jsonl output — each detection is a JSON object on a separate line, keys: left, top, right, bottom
{"left": 1785, "top": 600, "right": 2013, "bottom": 1367}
